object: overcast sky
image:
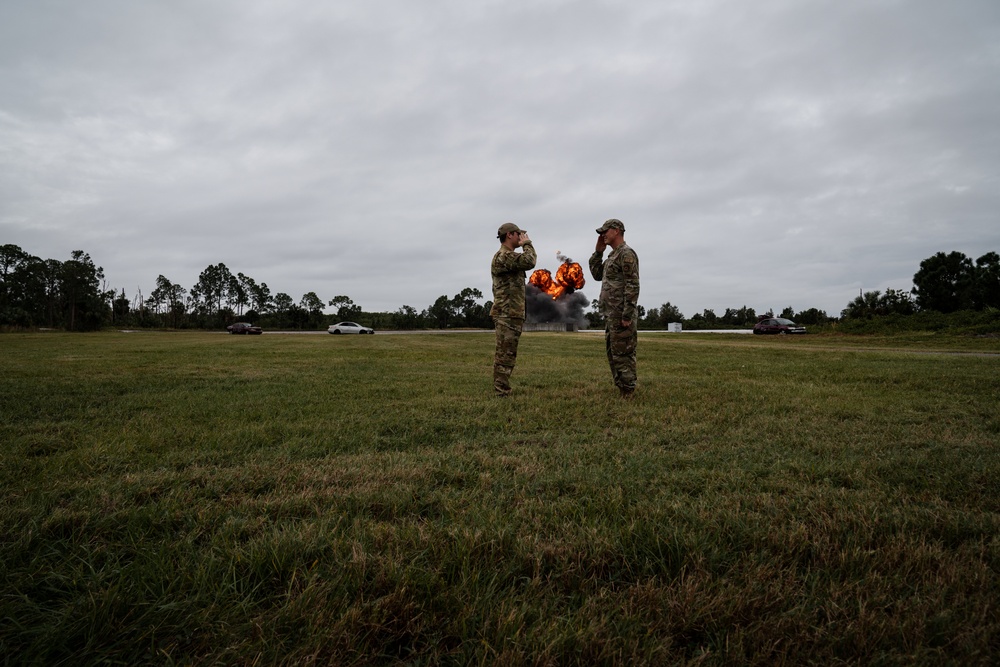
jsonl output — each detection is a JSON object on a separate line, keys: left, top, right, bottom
{"left": 2, "top": 0, "right": 998, "bottom": 318}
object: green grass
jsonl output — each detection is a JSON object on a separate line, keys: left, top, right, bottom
{"left": 2, "top": 331, "right": 999, "bottom": 665}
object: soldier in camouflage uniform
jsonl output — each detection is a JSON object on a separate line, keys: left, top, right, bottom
{"left": 490, "top": 222, "right": 537, "bottom": 396}
{"left": 589, "top": 219, "right": 640, "bottom": 397}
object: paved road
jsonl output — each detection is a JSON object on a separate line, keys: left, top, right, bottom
{"left": 263, "top": 329, "right": 494, "bottom": 335}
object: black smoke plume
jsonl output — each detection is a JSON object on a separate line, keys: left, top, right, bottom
{"left": 525, "top": 285, "right": 589, "bottom": 326}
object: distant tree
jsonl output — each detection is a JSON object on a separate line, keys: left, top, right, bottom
{"left": 638, "top": 303, "right": 684, "bottom": 329}
{"left": 300, "top": 292, "right": 325, "bottom": 328}
{"left": 654, "top": 302, "right": 684, "bottom": 325}
{"left": 229, "top": 273, "right": 249, "bottom": 316}
{"left": 38, "top": 259, "right": 63, "bottom": 327}
{"left": 794, "top": 308, "right": 830, "bottom": 325}
{"left": 146, "top": 276, "right": 167, "bottom": 316}
{"left": 147, "top": 275, "right": 170, "bottom": 320}
{"left": 1, "top": 254, "right": 60, "bottom": 327}
{"left": 841, "top": 291, "right": 880, "bottom": 319}
{"left": 285, "top": 304, "right": 309, "bottom": 329}
{"left": 60, "top": 250, "right": 106, "bottom": 331}
{"left": 0, "top": 244, "right": 34, "bottom": 326}
{"left": 191, "top": 263, "right": 234, "bottom": 322}
{"left": 587, "top": 299, "right": 603, "bottom": 328}
{"left": 427, "top": 295, "right": 456, "bottom": 328}
{"left": 451, "top": 287, "right": 489, "bottom": 327}
{"left": 393, "top": 305, "right": 422, "bottom": 329}
{"left": 250, "top": 280, "right": 273, "bottom": 315}
{"left": 911, "top": 251, "right": 975, "bottom": 313}
{"left": 881, "top": 288, "right": 916, "bottom": 316}
{"left": 300, "top": 292, "right": 325, "bottom": 314}
{"left": 780, "top": 306, "right": 795, "bottom": 319}
{"left": 0, "top": 244, "right": 30, "bottom": 305}
{"left": 273, "top": 292, "right": 294, "bottom": 314}
{"left": 720, "top": 306, "right": 756, "bottom": 326}
{"left": 113, "top": 289, "right": 130, "bottom": 324}
{"left": 147, "top": 275, "right": 188, "bottom": 328}
{"left": 328, "top": 295, "right": 361, "bottom": 320}
{"left": 700, "top": 309, "right": 718, "bottom": 325}
{"left": 168, "top": 285, "right": 188, "bottom": 327}
{"left": 841, "top": 289, "right": 915, "bottom": 319}
{"left": 973, "top": 251, "right": 1000, "bottom": 310}
{"left": 271, "top": 292, "right": 295, "bottom": 329}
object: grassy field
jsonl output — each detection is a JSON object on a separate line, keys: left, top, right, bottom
{"left": 2, "top": 330, "right": 999, "bottom": 665}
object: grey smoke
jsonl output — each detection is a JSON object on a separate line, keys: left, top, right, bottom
{"left": 525, "top": 285, "right": 590, "bottom": 326}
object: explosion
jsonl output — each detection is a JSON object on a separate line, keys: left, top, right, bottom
{"left": 525, "top": 253, "right": 589, "bottom": 327}
{"left": 529, "top": 253, "right": 586, "bottom": 300}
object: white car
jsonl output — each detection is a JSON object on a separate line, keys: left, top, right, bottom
{"left": 328, "top": 321, "right": 375, "bottom": 335}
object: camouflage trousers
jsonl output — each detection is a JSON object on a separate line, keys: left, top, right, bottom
{"left": 493, "top": 317, "right": 524, "bottom": 396}
{"left": 605, "top": 318, "right": 637, "bottom": 393}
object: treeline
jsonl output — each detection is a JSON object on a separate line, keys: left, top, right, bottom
{"left": 2, "top": 244, "right": 997, "bottom": 332}
{"left": 0, "top": 244, "right": 495, "bottom": 331}
{"left": 0, "top": 247, "right": 108, "bottom": 331}
{"left": 842, "top": 251, "right": 1000, "bottom": 317}
{"left": 633, "top": 303, "right": 830, "bottom": 330}
{"left": 636, "top": 250, "right": 999, "bottom": 332}
{"left": 832, "top": 250, "right": 1000, "bottom": 335}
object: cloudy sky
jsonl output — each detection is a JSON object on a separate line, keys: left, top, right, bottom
{"left": 2, "top": 0, "right": 998, "bottom": 318}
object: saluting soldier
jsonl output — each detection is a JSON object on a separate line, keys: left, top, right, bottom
{"left": 589, "top": 219, "right": 640, "bottom": 398}
{"left": 490, "top": 223, "right": 537, "bottom": 396}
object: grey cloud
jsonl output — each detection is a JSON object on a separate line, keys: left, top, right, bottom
{"left": 2, "top": 0, "right": 999, "bottom": 317}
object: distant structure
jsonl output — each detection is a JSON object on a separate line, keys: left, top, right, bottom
{"left": 524, "top": 322, "right": 580, "bottom": 332}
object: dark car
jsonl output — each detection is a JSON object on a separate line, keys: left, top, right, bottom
{"left": 753, "top": 317, "right": 807, "bottom": 335}
{"left": 227, "top": 322, "right": 263, "bottom": 335}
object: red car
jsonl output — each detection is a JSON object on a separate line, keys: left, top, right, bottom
{"left": 226, "top": 322, "right": 263, "bottom": 335}
{"left": 753, "top": 317, "right": 807, "bottom": 335}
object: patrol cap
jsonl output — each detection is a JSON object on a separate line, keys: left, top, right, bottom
{"left": 497, "top": 222, "right": 525, "bottom": 239}
{"left": 596, "top": 218, "right": 625, "bottom": 234}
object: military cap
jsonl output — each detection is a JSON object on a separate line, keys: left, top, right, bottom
{"left": 497, "top": 222, "right": 526, "bottom": 239}
{"left": 596, "top": 218, "right": 625, "bottom": 233}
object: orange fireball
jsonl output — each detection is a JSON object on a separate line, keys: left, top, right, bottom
{"left": 530, "top": 259, "right": 586, "bottom": 300}
{"left": 529, "top": 268, "right": 555, "bottom": 294}
{"left": 555, "top": 261, "right": 585, "bottom": 291}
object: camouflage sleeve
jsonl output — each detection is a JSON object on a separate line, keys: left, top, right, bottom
{"left": 621, "top": 249, "right": 640, "bottom": 321}
{"left": 517, "top": 242, "right": 537, "bottom": 271}
{"left": 492, "top": 242, "right": 536, "bottom": 275}
{"left": 589, "top": 250, "right": 604, "bottom": 281}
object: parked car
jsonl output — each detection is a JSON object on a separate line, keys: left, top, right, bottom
{"left": 328, "top": 321, "right": 375, "bottom": 335}
{"left": 226, "top": 322, "right": 263, "bottom": 335}
{"left": 753, "top": 317, "right": 807, "bottom": 335}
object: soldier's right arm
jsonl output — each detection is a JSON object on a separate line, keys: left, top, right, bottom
{"left": 515, "top": 242, "right": 537, "bottom": 270}
{"left": 589, "top": 251, "right": 604, "bottom": 281}
{"left": 495, "top": 243, "right": 536, "bottom": 273}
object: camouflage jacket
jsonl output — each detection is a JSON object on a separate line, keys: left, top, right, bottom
{"left": 490, "top": 241, "right": 537, "bottom": 319}
{"left": 589, "top": 242, "right": 640, "bottom": 321}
